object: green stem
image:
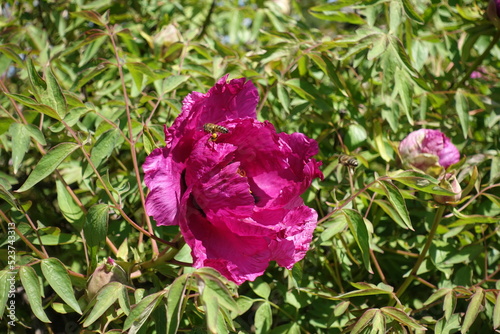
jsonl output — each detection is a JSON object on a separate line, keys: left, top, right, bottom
{"left": 392, "top": 205, "right": 447, "bottom": 304}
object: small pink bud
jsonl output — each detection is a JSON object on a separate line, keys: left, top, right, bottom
{"left": 433, "top": 174, "right": 462, "bottom": 205}
{"left": 399, "top": 129, "right": 460, "bottom": 176}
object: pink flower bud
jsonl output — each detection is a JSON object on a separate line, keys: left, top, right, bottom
{"left": 432, "top": 174, "right": 462, "bottom": 205}
{"left": 399, "top": 129, "right": 460, "bottom": 176}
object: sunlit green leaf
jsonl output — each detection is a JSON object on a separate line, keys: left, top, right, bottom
{"left": 17, "top": 142, "right": 79, "bottom": 192}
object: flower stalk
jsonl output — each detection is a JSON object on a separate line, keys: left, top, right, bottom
{"left": 393, "top": 204, "right": 447, "bottom": 303}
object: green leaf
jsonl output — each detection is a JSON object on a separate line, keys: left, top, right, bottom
{"left": 254, "top": 302, "right": 272, "bottom": 334}
{"left": 388, "top": 170, "right": 456, "bottom": 195}
{"left": 367, "top": 34, "right": 388, "bottom": 60}
{"left": 8, "top": 123, "right": 31, "bottom": 174}
{"left": 435, "top": 314, "right": 461, "bottom": 334}
{"left": 371, "top": 310, "right": 386, "bottom": 334}
{"left": 342, "top": 209, "right": 372, "bottom": 273}
{"left": 0, "top": 270, "right": 10, "bottom": 318}
{"left": 276, "top": 83, "right": 290, "bottom": 113}
{"left": 389, "top": 0, "right": 402, "bottom": 33}
{"left": 84, "top": 204, "right": 109, "bottom": 248}
{"left": 123, "top": 291, "right": 166, "bottom": 331}
{"left": 394, "top": 67, "right": 413, "bottom": 124}
{"left": 20, "top": 266, "right": 51, "bottom": 323}
{"left": 381, "top": 307, "right": 426, "bottom": 330}
{"left": 41, "top": 67, "right": 67, "bottom": 118}
{"left": 17, "top": 142, "right": 79, "bottom": 192}
{"left": 401, "top": 0, "right": 424, "bottom": 23}
{"left": 0, "top": 45, "right": 24, "bottom": 65}
{"left": 337, "top": 288, "right": 392, "bottom": 299}
{"left": 26, "top": 58, "right": 47, "bottom": 95}
{"left": 455, "top": 89, "right": 469, "bottom": 139}
{"left": 352, "top": 308, "right": 378, "bottom": 334}
{"left": 157, "top": 75, "right": 190, "bottom": 95}
{"left": 0, "top": 180, "right": 17, "bottom": 209}
{"left": 83, "top": 128, "right": 120, "bottom": 178}
{"left": 423, "top": 288, "right": 451, "bottom": 306}
{"left": 250, "top": 279, "right": 271, "bottom": 300}
{"left": 5, "top": 93, "right": 61, "bottom": 120}
{"left": 71, "top": 10, "right": 107, "bottom": 26}
{"left": 83, "top": 282, "right": 122, "bottom": 327}
{"left": 309, "top": 10, "right": 365, "bottom": 24}
{"left": 493, "top": 291, "right": 500, "bottom": 329}
{"left": 444, "top": 290, "right": 457, "bottom": 320}
{"left": 461, "top": 287, "right": 484, "bottom": 333}
{"left": 378, "top": 180, "right": 413, "bottom": 230}
{"left": 56, "top": 180, "right": 84, "bottom": 224}
{"left": 374, "top": 199, "right": 411, "bottom": 230}
{"left": 166, "top": 275, "right": 188, "bottom": 334}
{"left": 40, "top": 258, "right": 82, "bottom": 314}
{"left": 25, "top": 124, "right": 47, "bottom": 146}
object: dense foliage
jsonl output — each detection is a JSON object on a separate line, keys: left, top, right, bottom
{"left": 0, "top": 0, "right": 499, "bottom": 333}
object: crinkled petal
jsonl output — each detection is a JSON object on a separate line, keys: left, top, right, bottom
{"left": 269, "top": 205, "right": 318, "bottom": 269}
{"left": 166, "top": 76, "right": 259, "bottom": 149}
{"left": 181, "top": 202, "right": 271, "bottom": 284}
{"left": 143, "top": 148, "right": 184, "bottom": 226}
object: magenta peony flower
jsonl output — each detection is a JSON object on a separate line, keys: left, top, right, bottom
{"left": 399, "top": 129, "right": 460, "bottom": 175}
{"left": 143, "top": 75, "right": 323, "bottom": 284}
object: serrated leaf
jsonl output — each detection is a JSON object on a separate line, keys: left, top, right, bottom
{"left": 83, "top": 282, "right": 122, "bottom": 327}
{"left": 461, "top": 287, "right": 484, "bottom": 333}
{"left": 378, "top": 180, "right": 413, "bottom": 230}
{"left": 17, "top": 142, "right": 79, "bottom": 192}
{"left": 41, "top": 258, "right": 82, "bottom": 314}
{"left": 381, "top": 307, "right": 426, "bottom": 330}
{"left": 342, "top": 209, "right": 372, "bottom": 273}
{"left": 352, "top": 309, "right": 378, "bottom": 334}
{"left": 84, "top": 204, "right": 109, "bottom": 248}
{"left": 8, "top": 123, "right": 31, "bottom": 174}
{"left": 20, "top": 266, "right": 51, "bottom": 323}
{"left": 455, "top": 89, "right": 469, "bottom": 139}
